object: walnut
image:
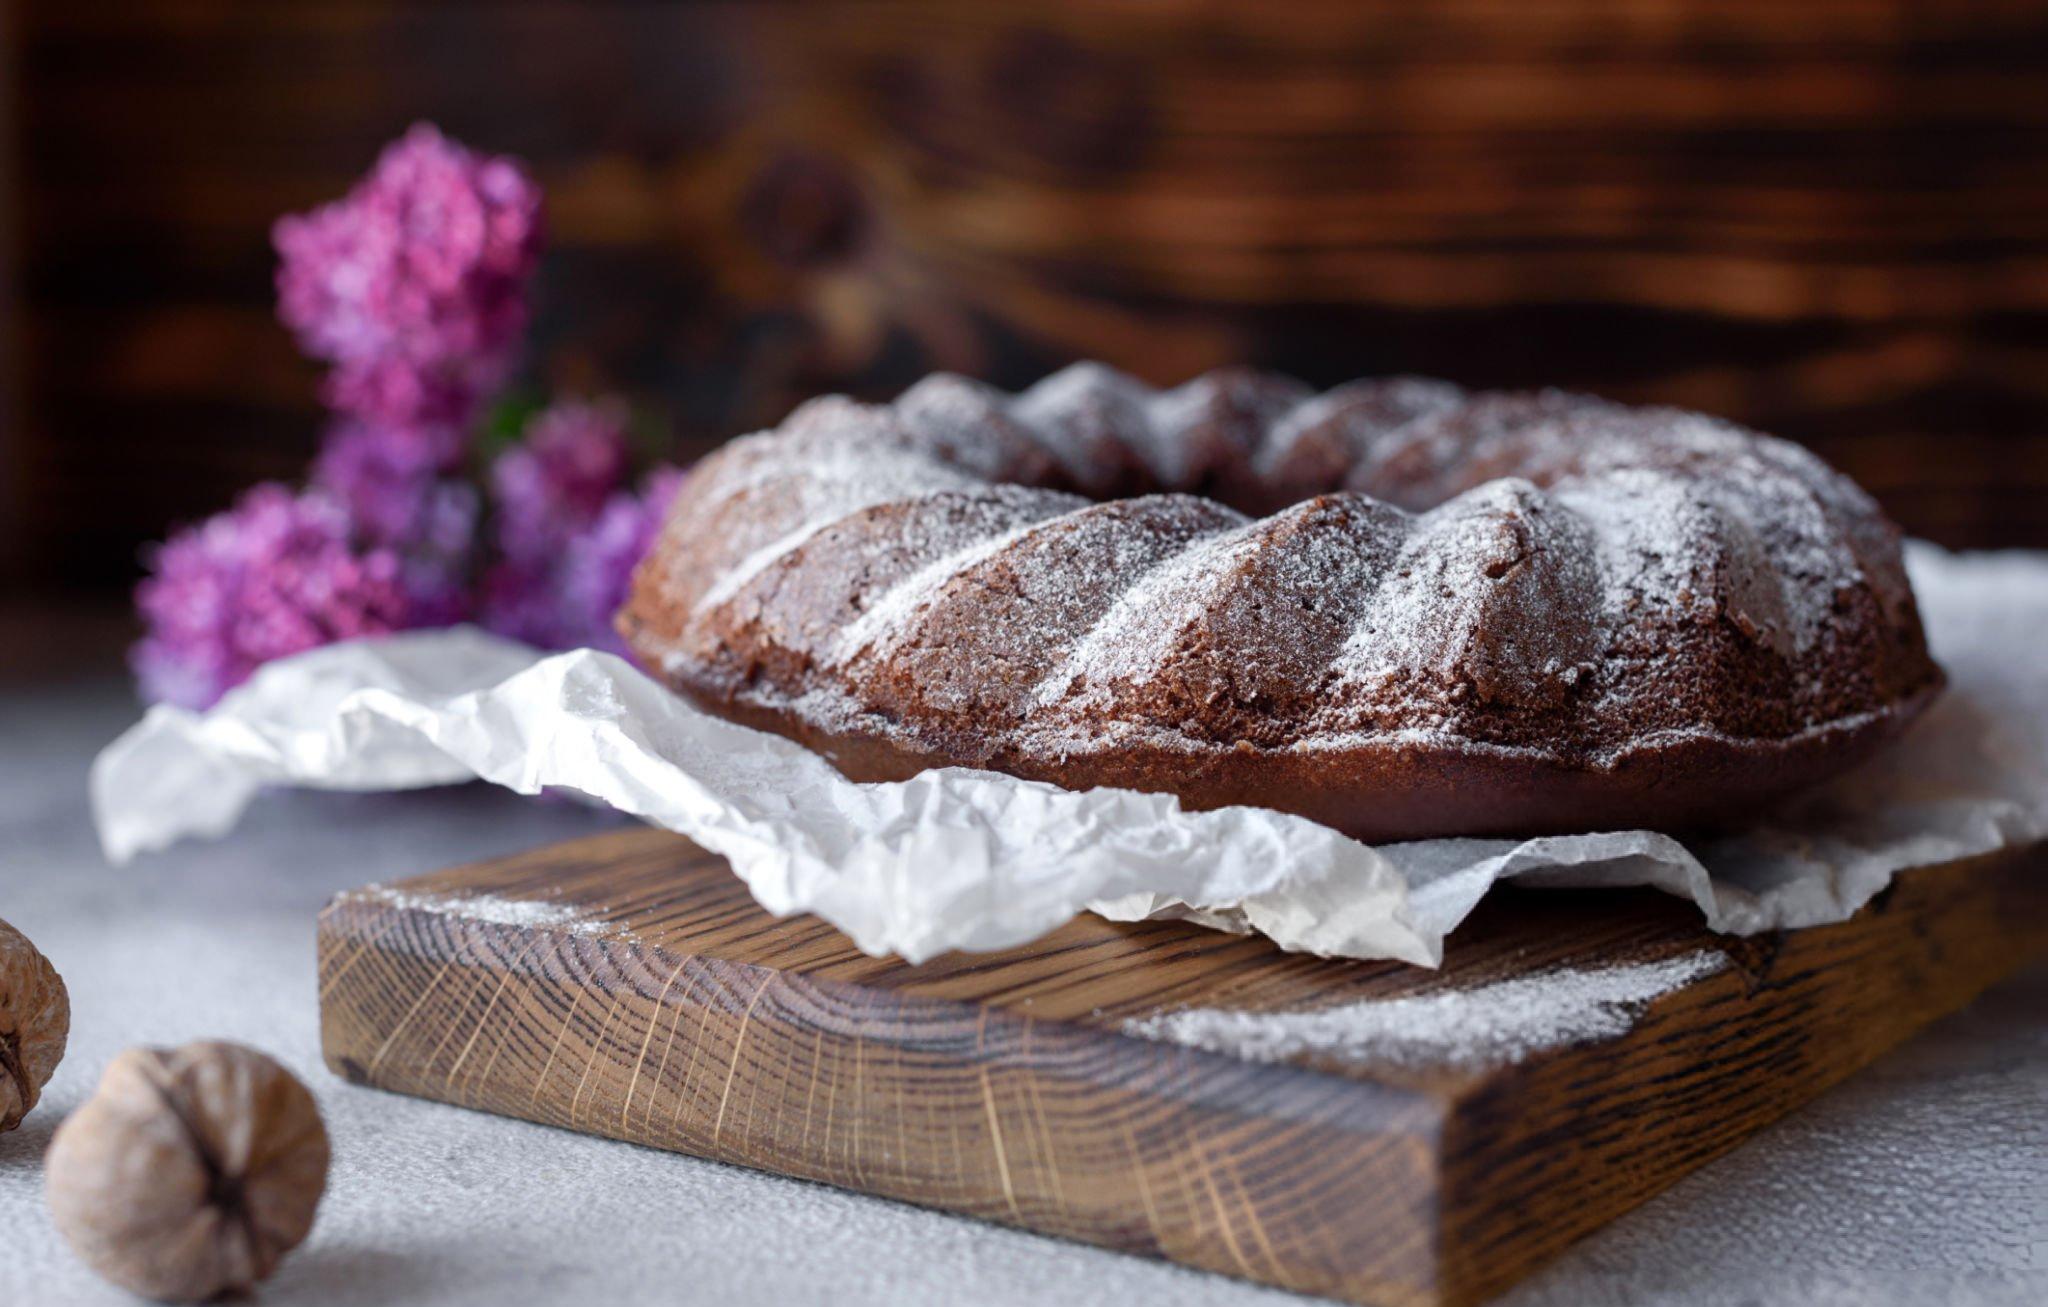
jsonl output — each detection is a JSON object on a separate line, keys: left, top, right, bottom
{"left": 0, "top": 915, "right": 69, "bottom": 1132}
{"left": 46, "top": 1041, "right": 330, "bottom": 1302}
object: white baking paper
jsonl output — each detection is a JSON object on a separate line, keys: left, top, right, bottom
{"left": 91, "top": 543, "right": 2048, "bottom": 966}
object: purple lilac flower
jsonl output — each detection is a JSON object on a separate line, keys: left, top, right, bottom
{"left": 476, "top": 404, "right": 620, "bottom": 646}
{"left": 486, "top": 399, "right": 634, "bottom": 566}
{"left": 558, "top": 465, "right": 686, "bottom": 657}
{"left": 273, "top": 123, "right": 544, "bottom": 426}
{"left": 322, "top": 354, "right": 485, "bottom": 430}
{"left": 132, "top": 484, "right": 412, "bottom": 709}
{"left": 479, "top": 398, "right": 637, "bottom": 645}
{"left": 310, "top": 421, "right": 478, "bottom": 625}
{"left": 478, "top": 397, "right": 680, "bottom": 651}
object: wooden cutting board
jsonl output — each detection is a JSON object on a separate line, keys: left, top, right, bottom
{"left": 317, "top": 828, "right": 2047, "bottom": 1307}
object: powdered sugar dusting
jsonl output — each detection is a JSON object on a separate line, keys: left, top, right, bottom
{"left": 1123, "top": 950, "right": 1727, "bottom": 1070}
{"left": 1553, "top": 469, "right": 1724, "bottom": 627}
{"left": 1030, "top": 493, "right": 1411, "bottom": 716}
{"left": 892, "top": 373, "right": 1054, "bottom": 483}
{"left": 652, "top": 364, "right": 1923, "bottom": 766}
{"left": 360, "top": 883, "right": 627, "bottom": 938}
{"left": 1134, "top": 371, "right": 1304, "bottom": 485}
{"left": 1574, "top": 410, "right": 1866, "bottom": 654}
{"left": 1010, "top": 362, "right": 1155, "bottom": 488}
{"left": 887, "top": 496, "right": 1252, "bottom": 720}
{"left": 1254, "top": 375, "right": 1466, "bottom": 488}
{"left": 693, "top": 442, "right": 983, "bottom": 612}
{"left": 1032, "top": 516, "right": 1263, "bottom": 705}
{"left": 1332, "top": 478, "right": 1601, "bottom": 712}
{"left": 696, "top": 520, "right": 833, "bottom": 612}
{"left": 831, "top": 513, "right": 1058, "bottom": 664}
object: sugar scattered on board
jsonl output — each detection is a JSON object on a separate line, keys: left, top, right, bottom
{"left": 359, "top": 884, "right": 628, "bottom": 939}
{"left": 1123, "top": 950, "right": 1727, "bottom": 1070}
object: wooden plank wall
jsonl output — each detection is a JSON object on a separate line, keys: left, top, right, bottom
{"left": 6, "top": 1, "right": 2046, "bottom": 595}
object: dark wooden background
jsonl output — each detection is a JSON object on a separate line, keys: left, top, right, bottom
{"left": 4, "top": 1, "right": 2046, "bottom": 598}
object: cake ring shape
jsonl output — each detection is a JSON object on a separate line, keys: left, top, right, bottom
{"left": 620, "top": 364, "right": 1943, "bottom": 843}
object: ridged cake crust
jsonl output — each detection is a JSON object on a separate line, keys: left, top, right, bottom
{"left": 620, "top": 365, "right": 1942, "bottom": 841}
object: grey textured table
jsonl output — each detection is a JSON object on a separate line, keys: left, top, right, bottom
{"left": 3, "top": 670, "right": 2044, "bottom": 1306}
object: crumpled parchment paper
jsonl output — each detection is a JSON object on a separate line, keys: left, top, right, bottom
{"left": 91, "top": 543, "right": 2047, "bottom": 966}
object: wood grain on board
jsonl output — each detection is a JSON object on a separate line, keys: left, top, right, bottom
{"left": 318, "top": 827, "right": 2048, "bottom": 1307}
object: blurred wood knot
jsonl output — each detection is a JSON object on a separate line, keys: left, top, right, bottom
{"left": 740, "top": 152, "right": 871, "bottom": 270}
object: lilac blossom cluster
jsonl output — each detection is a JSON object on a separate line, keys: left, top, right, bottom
{"left": 481, "top": 399, "right": 669, "bottom": 654}
{"left": 308, "top": 420, "right": 478, "bottom": 627}
{"left": 132, "top": 486, "right": 411, "bottom": 709}
{"left": 132, "top": 126, "right": 686, "bottom": 709}
{"left": 557, "top": 464, "right": 687, "bottom": 658}
{"left": 273, "top": 123, "right": 544, "bottom": 428}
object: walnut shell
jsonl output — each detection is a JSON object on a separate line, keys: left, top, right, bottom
{"left": 46, "top": 1041, "right": 330, "bottom": 1302}
{"left": 0, "top": 915, "right": 69, "bottom": 1132}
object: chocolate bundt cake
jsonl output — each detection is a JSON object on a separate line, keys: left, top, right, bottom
{"left": 620, "top": 365, "right": 1942, "bottom": 841}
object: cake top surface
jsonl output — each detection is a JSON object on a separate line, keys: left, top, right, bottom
{"left": 628, "top": 364, "right": 1937, "bottom": 770}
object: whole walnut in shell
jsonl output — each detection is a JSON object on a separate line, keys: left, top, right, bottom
{"left": 0, "top": 915, "right": 69, "bottom": 1132}
{"left": 46, "top": 1041, "right": 330, "bottom": 1302}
